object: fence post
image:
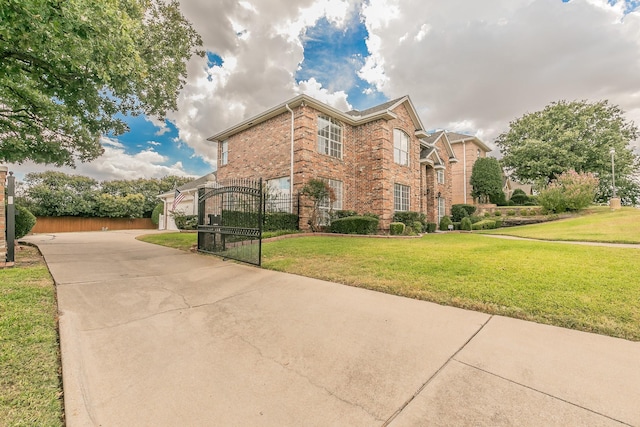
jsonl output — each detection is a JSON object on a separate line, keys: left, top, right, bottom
{"left": 0, "top": 166, "right": 6, "bottom": 265}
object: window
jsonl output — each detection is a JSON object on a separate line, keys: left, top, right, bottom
{"left": 437, "top": 169, "right": 445, "bottom": 184}
{"left": 394, "top": 183, "right": 410, "bottom": 211}
{"left": 393, "top": 129, "right": 410, "bottom": 166}
{"left": 318, "top": 179, "right": 343, "bottom": 224}
{"left": 220, "top": 140, "right": 228, "bottom": 166}
{"left": 266, "top": 177, "right": 291, "bottom": 212}
{"left": 438, "top": 197, "right": 446, "bottom": 224}
{"left": 317, "top": 115, "right": 343, "bottom": 158}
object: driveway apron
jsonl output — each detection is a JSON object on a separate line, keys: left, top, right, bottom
{"left": 25, "top": 230, "right": 640, "bottom": 426}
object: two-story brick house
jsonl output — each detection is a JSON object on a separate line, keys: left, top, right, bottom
{"left": 424, "top": 131, "right": 492, "bottom": 205}
{"left": 208, "top": 94, "right": 459, "bottom": 230}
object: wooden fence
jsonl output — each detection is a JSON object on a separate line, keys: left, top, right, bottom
{"left": 31, "top": 217, "right": 156, "bottom": 233}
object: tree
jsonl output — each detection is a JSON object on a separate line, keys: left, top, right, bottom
{"left": 20, "top": 171, "right": 98, "bottom": 216}
{"left": 496, "top": 100, "right": 639, "bottom": 202}
{"left": 470, "top": 157, "right": 504, "bottom": 203}
{"left": 537, "top": 170, "right": 599, "bottom": 213}
{"left": 301, "top": 179, "right": 335, "bottom": 231}
{"left": 101, "top": 175, "right": 191, "bottom": 217}
{"left": 0, "top": 0, "right": 203, "bottom": 166}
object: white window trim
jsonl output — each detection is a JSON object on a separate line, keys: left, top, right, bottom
{"left": 394, "top": 183, "right": 410, "bottom": 212}
{"left": 393, "top": 129, "right": 410, "bottom": 166}
{"left": 438, "top": 197, "right": 446, "bottom": 224}
{"left": 318, "top": 178, "right": 343, "bottom": 224}
{"left": 437, "top": 169, "right": 445, "bottom": 184}
{"left": 221, "top": 140, "right": 229, "bottom": 166}
{"left": 317, "top": 115, "right": 343, "bottom": 159}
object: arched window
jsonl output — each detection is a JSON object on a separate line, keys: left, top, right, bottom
{"left": 393, "top": 129, "right": 409, "bottom": 166}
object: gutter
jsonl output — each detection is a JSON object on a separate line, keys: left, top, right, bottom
{"left": 285, "top": 103, "right": 294, "bottom": 213}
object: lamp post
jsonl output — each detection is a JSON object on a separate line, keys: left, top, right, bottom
{"left": 609, "top": 147, "right": 616, "bottom": 198}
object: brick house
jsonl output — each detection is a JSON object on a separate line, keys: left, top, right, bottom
{"left": 424, "top": 131, "right": 492, "bottom": 205}
{"left": 208, "top": 94, "right": 459, "bottom": 230}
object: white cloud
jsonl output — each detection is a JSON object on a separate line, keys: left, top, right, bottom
{"left": 6, "top": 137, "right": 195, "bottom": 182}
{"left": 144, "top": 116, "right": 171, "bottom": 136}
{"left": 359, "top": 0, "right": 640, "bottom": 147}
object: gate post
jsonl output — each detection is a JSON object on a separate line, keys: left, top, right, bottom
{"left": 0, "top": 166, "right": 7, "bottom": 265}
{"left": 6, "top": 171, "right": 15, "bottom": 263}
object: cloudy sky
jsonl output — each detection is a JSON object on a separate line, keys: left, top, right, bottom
{"left": 7, "top": 0, "right": 640, "bottom": 181}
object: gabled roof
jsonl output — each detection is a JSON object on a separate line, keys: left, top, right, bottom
{"left": 428, "top": 130, "right": 492, "bottom": 153}
{"left": 158, "top": 172, "right": 217, "bottom": 198}
{"left": 421, "top": 131, "right": 458, "bottom": 163}
{"left": 208, "top": 94, "right": 428, "bottom": 142}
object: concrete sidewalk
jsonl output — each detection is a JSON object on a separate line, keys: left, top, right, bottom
{"left": 25, "top": 230, "right": 639, "bottom": 426}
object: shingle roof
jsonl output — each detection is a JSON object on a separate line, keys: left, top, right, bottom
{"left": 177, "top": 172, "right": 217, "bottom": 191}
{"left": 423, "top": 130, "right": 444, "bottom": 145}
{"left": 345, "top": 96, "right": 407, "bottom": 117}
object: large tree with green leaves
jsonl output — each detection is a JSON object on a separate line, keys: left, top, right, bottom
{"left": 18, "top": 171, "right": 98, "bottom": 216}
{"left": 470, "top": 157, "right": 504, "bottom": 203}
{"left": 0, "top": 0, "right": 203, "bottom": 166}
{"left": 496, "top": 100, "right": 639, "bottom": 202}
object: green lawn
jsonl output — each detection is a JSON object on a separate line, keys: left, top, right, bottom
{"left": 262, "top": 234, "right": 640, "bottom": 341}
{"left": 483, "top": 206, "right": 640, "bottom": 244}
{"left": 0, "top": 246, "right": 64, "bottom": 427}
{"left": 137, "top": 232, "right": 197, "bottom": 251}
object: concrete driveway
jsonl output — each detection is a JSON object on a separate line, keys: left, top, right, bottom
{"left": 25, "top": 230, "right": 639, "bottom": 426}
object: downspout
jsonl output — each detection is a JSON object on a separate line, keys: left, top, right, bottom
{"left": 463, "top": 140, "right": 467, "bottom": 204}
{"left": 285, "top": 103, "right": 294, "bottom": 213}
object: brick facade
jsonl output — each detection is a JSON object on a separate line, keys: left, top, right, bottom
{"left": 450, "top": 140, "right": 487, "bottom": 205}
{"left": 212, "top": 95, "right": 456, "bottom": 230}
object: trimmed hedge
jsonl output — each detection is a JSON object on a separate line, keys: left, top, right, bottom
{"left": 15, "top": 205, "right": 37, "bottom": 239}
{"left": 460, "top": 216, "right": 473, "bottom": 231}
{"left": 439, "top": 215, "right": 453, "bottom": 231}
{"left": 330, "top": 216, "right": 379, "bottom": 235}
{"left": 264, "top": 212, "right": 298, "bottom": 231}
{"left": 425, "top": 222, "right": 437, "bottom": 233}
{"left": 451, "top": 204, "right": 477, "bottom": 222}
{"left": 471, "top": 219, "right": 502, "bottom": 230}
{"left": 174, "top": 214, "right": 198, "bottom": 230}
{"left": 393, "top": 211, "right": 426, "bottom": 227}
{"left": 389, "top": 222, "right": 405, "bottom": 235}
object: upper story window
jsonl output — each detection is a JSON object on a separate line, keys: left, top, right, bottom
{"left": 220, "top": 140, "right": 229, "bottom": 166}
{"left": 437, "top": 169, "right": 445, "bottom": 184}
{"left": 393, "top": 129, "right": 409, "bottom": 166}
{"left": 317, "top": 115, "right": 343, "bottom": 159}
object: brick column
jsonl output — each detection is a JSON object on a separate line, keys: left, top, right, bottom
{"left": 0, "top": 166, "right": 7, "bottom": 265}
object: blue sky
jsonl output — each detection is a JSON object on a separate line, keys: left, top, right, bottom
{"left": 7, "top": 0, "right": 640, "bottom": 182}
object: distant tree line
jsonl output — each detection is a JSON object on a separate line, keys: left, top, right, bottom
{"left": 17, "top": 171, "right": 192, "bottom": 218}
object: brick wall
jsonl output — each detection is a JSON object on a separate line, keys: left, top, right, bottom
{"left": 0, "top": 166, "right": 7, "bottom": 264}
{"left": 215, "top": 100, "right": 445, "bottom": 231}
{"left": 451, "top": 141, "right": 486, "bottom": 205}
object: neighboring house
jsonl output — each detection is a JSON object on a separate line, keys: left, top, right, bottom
{"left": 424, "top": 131, "right": 492, "bottom": 205}
{"left": 158, "top": 173, "right": 216, "bottom": 230}
{"left": 208, "top": 94, "right": 459, "bottom": 230}
{"left": 503, "top": 177, "right": 533, "bottom": 200}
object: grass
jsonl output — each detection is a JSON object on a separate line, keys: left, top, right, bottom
{"left": 262, "top": 234, "right": 640, "bottom": 341}
{"left": 482, "top": 206, "right": 640, "bottom": 244}
{"left": 136, "top": 230, "right": 301, "bottom": 251}
{"left": 137, "top": 231, "right": 197, "bottom": 251}
{"left": 137, "top": 210, "right": 640, "bottom": 341}
{"left": 0, "top": 245, "right": 64, "bottom": 427}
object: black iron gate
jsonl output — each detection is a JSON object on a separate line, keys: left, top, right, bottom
{"left": 197, "top": 178, "right": 263, "bottom": 266}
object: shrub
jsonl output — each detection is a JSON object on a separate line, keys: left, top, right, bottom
{"left": 510, "top": 189, "right": 529, "bottom": 205}
{"left": 151, "top": 202, "right": 163, "bottom": 225}
{"left": 393, "top": 211, "right": 426, "bottom": 227}
{"left": 425, "top": 222, "right": 437, "bottom": 233}
{"left": 330, "top": 216, "right": 379, "bottom": 235}
{"left": 439, "top": 215, "right": 453, "bottom": 231}
{"left": 173, "top": 212, "right": 198, "bottom": 230}
{"left": 494, "top": 211, "right": 502, "bottom": 216}
{"left": 507, "top": 209, "right": 516, "bottom": 216}
{"left": 472, "top": 219, "right": 497, "bottom": 230}
{"left": 538, "top": 170, "right": 599, "bottom": 213}
{"left": 451, "top": 204, "right": 476, "bottom": 222}
{"left": 362, "top": 212, "right": 380, "bottom": 220}
{"left": 468, "top": 215, "right": 482, "bottom": 224}
{"left": 264, "top": 212, "right": 298, "bottom": 231}
{"left": 412, "top": 221, "right": 424, "bottom": 233}
{"left": 490, "top": 191, "right": 508, "bottom": 206}
{"left": 390, "top": 222, "right": 405, "bottom": 235}
{"left": 484, "top": 212, "right": 491, "bottom": 217}
{"left": 15, "top": 205, "right": 37, "bottom": 239}
{"left": 460, "top": 217, "right": 473, "bottom": 231}
{"left": 332, "top": 210, "right": 358, "bottom": 219}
